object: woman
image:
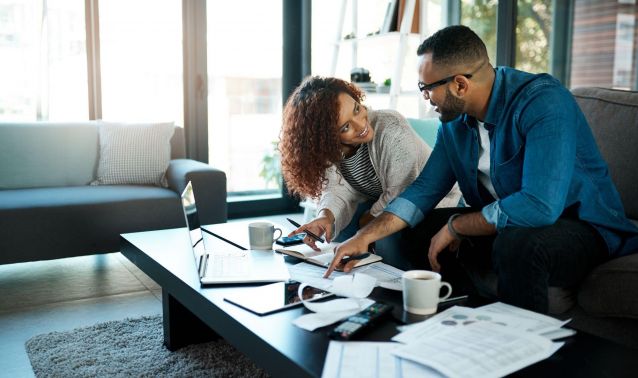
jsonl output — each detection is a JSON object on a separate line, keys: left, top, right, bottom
{"left": 279, "top": 76, "right": 460, "bottom": 269}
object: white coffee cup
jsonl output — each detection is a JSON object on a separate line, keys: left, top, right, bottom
{"left": 248, "top": 222, "right": 282, "bottom": 250}
{"left": 402, "top": 270, "right": 452, "bottom": 315}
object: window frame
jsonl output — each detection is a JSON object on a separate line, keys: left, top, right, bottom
{"left": 81, "top": 0, "right": 305, "bottom": 219}
{"left": 18, "top": 1, "right": 580, "bottom": 219}
{"left": 449, "top": 0, "right": 573, "bottom": 84}
{"left": 201, "top": 0, "right": 310, "bottom": 218}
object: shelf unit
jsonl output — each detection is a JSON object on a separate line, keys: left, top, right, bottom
{"left": 330, "top": 0, "right": 432, "bottom": 118}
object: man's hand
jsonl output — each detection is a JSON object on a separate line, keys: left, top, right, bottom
{"left": 323, "top": 236, "right": 370, "bottom": 277}
{"left": 323, "top": 212, "right": 408, "bottom": 278}
{"left": 288, "top": 215, "right": 333, "bottom": 251}
{"left": 428, "top": 224, "right": 458, "bottom": 272}
{"left": 428, "top": 211, "right": 497, "bottom": 271}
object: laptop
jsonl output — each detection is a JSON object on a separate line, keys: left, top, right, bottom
{"left": 180, "top": 181, "right": 290, "bottom": 285}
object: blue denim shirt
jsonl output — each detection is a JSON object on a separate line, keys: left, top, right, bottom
{"left": 386, "top": 67, "right": 638, "bottom": 257}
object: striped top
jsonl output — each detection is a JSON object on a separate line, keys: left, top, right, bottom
{"left": 339, "top": 143, "right": 382, "bottom": 199}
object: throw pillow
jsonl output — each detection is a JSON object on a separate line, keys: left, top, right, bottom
{"left": 91, "top": 121, "right": 175, "bottom": 187}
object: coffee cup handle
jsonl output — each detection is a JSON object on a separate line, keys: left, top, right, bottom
{"left": 438, "top": 281, "right": 452, "bottom": 302}
{"left": 273, "top": 228, "right": 283, "bottom": 240}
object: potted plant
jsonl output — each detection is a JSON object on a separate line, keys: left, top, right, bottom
{"left": 377, "top": 78, "right": 391, "bottom": 93}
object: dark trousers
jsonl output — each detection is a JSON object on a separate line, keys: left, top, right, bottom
{"left": 402, "top": 208, "right": 608, "bottom": 313}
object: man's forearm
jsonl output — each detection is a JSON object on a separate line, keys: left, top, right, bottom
{"left": 355, "top": 211, "right": 408, "bottom": 243}
{"left": 451, "top": 211, "right": 497, "bottom": 236}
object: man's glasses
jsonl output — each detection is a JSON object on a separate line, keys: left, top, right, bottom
{"left": 418, "top": 74, "right": 473, "bottom": 97}
{"left": 418, "top": 59, "right": 487, "bottom": 99}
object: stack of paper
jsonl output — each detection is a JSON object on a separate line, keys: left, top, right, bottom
{"left": 288, "top": 261, "right": 405, "bottom": 292}
{"left": 322, "top": 302, "right": 575, "bottom": 378}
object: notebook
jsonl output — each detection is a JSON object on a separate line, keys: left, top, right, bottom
{"left": 180, "top": 181, "right": 289, "bottom": 285}
{"left": 275, "top": 242, "right": 382, "bottom": 270}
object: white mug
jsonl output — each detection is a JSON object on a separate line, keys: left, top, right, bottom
{"left": 248, "top": 222, "right": 282, "bottom": 250}
{"left": 402, "top": 270, "right": 452, "bottom": 315}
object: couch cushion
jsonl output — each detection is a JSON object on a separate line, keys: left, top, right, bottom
{"left": 0, "top": 122, "right": 99, "bottom": 189}
{"left": 170, "top": 127, "right": 186, "bottom": 159}
{"left": 578, "top": 254, "right": 638, "bottom": 319}
{"left": 572, "top": 87, "right": 638, "bottom": 219}
{"left": 407, "top": 118, "right": 439, "bottom": 148}
{"left": 0, "top": 186, "right": 186, "bottom": 264}
{"left": 0, "top": 185, "right": 179, "bottom": 210}
{"left": 92, "top": 122, "right": 175, "bottom": 187}
{"left": 464, "top": 268, "right": 576, "bottom": 314}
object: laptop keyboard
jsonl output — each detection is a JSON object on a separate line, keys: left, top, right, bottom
{"left": 208, "top": 252, "right": 249, "bottom": 277}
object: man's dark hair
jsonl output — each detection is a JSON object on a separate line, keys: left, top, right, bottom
{"left": 417, "top": 25, "right": 488, "bottom": 66}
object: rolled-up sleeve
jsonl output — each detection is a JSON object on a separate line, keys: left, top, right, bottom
{"left": 386, "top": 197, "right": 425, "bottom": 227}
{"left": 481, "top": 201, "right": 509, "bottom": 229}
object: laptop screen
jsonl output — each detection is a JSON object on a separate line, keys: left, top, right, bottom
{"left": 181, "top": 181, "right": 206, "bottom": 267}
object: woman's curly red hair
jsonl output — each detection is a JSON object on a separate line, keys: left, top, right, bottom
{"left": 280, "top": 76, "right": 364, "bottom": 199}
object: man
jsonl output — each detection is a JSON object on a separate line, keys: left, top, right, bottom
{"left": 324, "top": 25, "right": 638, "bottom": 313}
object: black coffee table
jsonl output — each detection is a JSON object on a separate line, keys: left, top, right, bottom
{"left": 121, "top": 224, "right": 637, "bottom": 377}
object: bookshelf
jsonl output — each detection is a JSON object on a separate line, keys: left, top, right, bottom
{"left": 330, "top": 0, "right": 432, "bottom": 118}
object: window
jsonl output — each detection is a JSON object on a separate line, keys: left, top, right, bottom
{"left": 460, "top": 0, "right": 498, "bottom": 65}
{"left": 99, "top": 0, "right": 183, "bottom": 123}
{"left": 515, "top": 0, "right": 552, "bottom": 74}
{"left": 570, "top": 0, "right": 637, "bottom": 90}
{"left": 0, "top": 0, "right": 87, "bottom": 121}
{"left": 207, "top": 1, "right": 283, "bottom": 196}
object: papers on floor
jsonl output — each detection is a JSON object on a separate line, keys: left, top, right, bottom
{"left": 322, "top": 303, "right": 572, "bottom": 378}
{"left": 292, "top": 273, "right": 376, "bottom": 331}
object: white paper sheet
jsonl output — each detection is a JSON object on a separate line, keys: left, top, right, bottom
{"left": 539, "top": 327, "right": 577, "bottom": 340}
{"left": 478, "top": 302, "right": 570, "bottom": 334}
{"left": 392, "top": 321, "right": 564, "bottom": 378}
{"left": 293, "top": 274, "right": 377, "bottom": 331}
{"left": 356, "top": 263, "right": 405, "bottom": 291}
{"left": 288, "top": 262, "right": 347, "bottom": 291}
{"left": 288, "top": 262, "right": 404, "bottom": 291}
{"left": 293, "top": 299, "right": 375, "bottom": 331}
{"left": 392, "top": 306, "right": 538, "bottom": 344}
{"left": 322, "top": 341, "right": 445, "bottom": 378}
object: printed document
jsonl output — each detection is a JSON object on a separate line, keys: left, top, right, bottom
{"left": 478, "top": 301, "right": 570, "bottom": 334}
{"left": 392, "top": 321, "right": 564, "bottom": 378}
{"left": 288, "top": 262, "right": 404, "bottom": 292}
{"left": 392, "top": 306, "right": 538, "bottom": 344}
{"left": 322, "top": 341, "right": 444, "bottom": 378}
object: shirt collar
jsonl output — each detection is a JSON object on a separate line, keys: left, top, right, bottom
{"left": 483, "top": 67, "right": 505, "bottom": 128}
{"left": 457, "top": 67, "right": 502, "bottom": 131}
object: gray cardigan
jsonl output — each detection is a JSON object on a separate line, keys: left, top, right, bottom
{"left": 318, "top": 109, "right": 462, "bottom": 239}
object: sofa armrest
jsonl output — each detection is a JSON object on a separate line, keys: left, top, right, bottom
{"left": 166, "top": 159, "right": 227, "bottom": 224}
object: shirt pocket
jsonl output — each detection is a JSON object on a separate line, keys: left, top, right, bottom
{"left": 493, "top": 145, "right": 524, "bottom": 195}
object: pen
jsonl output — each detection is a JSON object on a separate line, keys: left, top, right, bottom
{"left": 340, "top": 252, "right": 370, "bottom": 263}
{"left": 286, "top": 217, "right": 325, "bottom": 243}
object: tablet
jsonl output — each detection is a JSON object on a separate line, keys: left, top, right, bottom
{"left": 224, "top": 281, "right": 334, "bottom": 315}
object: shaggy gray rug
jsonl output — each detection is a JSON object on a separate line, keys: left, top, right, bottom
{"left": 25, "top": 315, "right": 269, "bottom": 377}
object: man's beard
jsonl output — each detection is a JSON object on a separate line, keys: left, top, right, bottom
{"left": 438, "top": 87, "right": 465, "bottom": 123}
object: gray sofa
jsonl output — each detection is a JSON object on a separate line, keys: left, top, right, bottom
{"left": 562, "top": 87, "right": 638, "bottom": 347}
{"left": 0, "top": 122, "right": 227, "bottom": 265}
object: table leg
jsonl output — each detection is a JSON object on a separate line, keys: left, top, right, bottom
{"left": 162, "top": 289, "right": 220, "bottom": 351}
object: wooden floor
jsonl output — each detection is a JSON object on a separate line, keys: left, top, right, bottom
{"left": 0, "top": 213, "right": 303, "bottom": 377}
